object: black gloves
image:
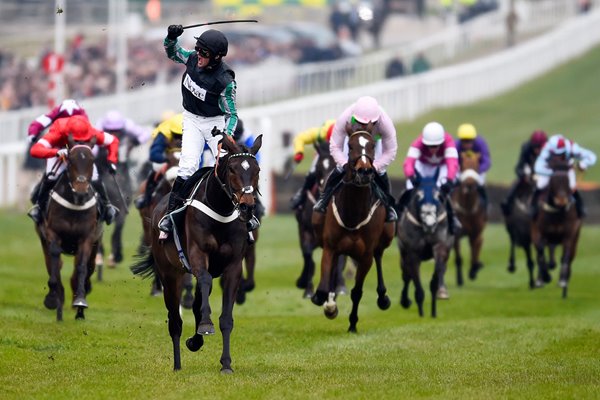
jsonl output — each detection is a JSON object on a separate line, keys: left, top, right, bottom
{"left": 440, "top": 181, "right": 453, "bottom": 195}
{"left": 167, "top": 25, "right": 184, "bottom": 40}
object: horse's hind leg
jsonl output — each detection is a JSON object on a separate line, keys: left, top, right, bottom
{"left": 46, "top": 237, "right": 65, "bottom": 321}
{"left": 163, "top": 273, "right": 184, "bottom": 370}
{"left": 374, "top": 250, "right": 390, "bottom": 310}
{"left": 334, "top": 255, "right": 347, "bottom": 296}
{"left": 524, "top": 244, "right": 535, "bottom": 289}
{"left": 110, "top": 219, "right": 125, "bottom": 266}
{"left": 534, "top": 243, "right": 551, "bottom": 287}
{"left": 507, "top": 235, "right": 517, "bottom": 273}
{"left": 399, "top": 255, "right": 412, "bottom": 309}
{"left": 182, "top": 273, "right": 194, "bottom": 309}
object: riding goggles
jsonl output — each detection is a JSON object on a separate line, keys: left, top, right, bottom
{"left": 195, "top": 47, "right": 211, "bottom": 58}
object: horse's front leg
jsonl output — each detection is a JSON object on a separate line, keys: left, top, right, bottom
{"left": 219, "top": 260, "right": 243, "bottom": 374}
{"left": 348, "top": 255, "right": 373, "bottom": 333}
{"left": 46, "top": 232, "right": 65, "bottom": 321}
{"left": 311, "top": 246, "right": 335, "bottom": 306}
{"left": 399, "top": 249, "right": 412, "bottom": 309}
{"left": 189, "top": 248, "right": 214, "bottom": 336}
{"left": 559, "top": 226, "right": 581, "bottom": 299}
{"left": 454, "top": 236, "right": 464, "bottom": 287}
{"left": 431, "top": 244, "right": 450, "bottom": 318}
{"left": 468, "top": 232, "right": 484, "bottom": 281}
{"left": 533, "top": 236, "right": 550, "bottom": 287}
{"left": 524, "top": 243, "right": 536, "bottom": 289}
{"left": 374, "top": 249, "right": 390, "bottom": 310}
{"left": 507, "top": 233, "right": 517, "bottom": 273}
{"left": 72, "top": 239, "right": 94, "bottom": 312}
{"left": 159, "top": 269, "right": 185, "bottom": 370}
{"left": 110, "top": 218, "right": 125, "bottom": 265}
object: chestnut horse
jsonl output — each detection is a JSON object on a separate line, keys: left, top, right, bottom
{"left": 132, "top": 134, "right": 262, "bottom": 372}
{"left": 397, "top": 171, "right": 453, "bottom": 318}
{"left": 451, "top": 151, "right": 487, "bottom": 286}
{"left": 294, "top": 141, "right": 346, "bottom": 298}
{"left": 531, "top": 156, "right": 582, "bottom": 298}
{"left": 311, "top": 123, "right": 394, "bottom": 333}
{"left": 34, "top": 137, "right": 102, "bottom": 321}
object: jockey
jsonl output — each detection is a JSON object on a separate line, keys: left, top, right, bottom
{"left": 397, "top": 121, "right": 460, "bottom": 233}
{"left": 531, "top": 134, "right": 597, "bottom": 218}
{"left": 159, "top": 25, "right": 245, "bottom": 235}
{"left": 454, "top": 123, "right": 491, "bottom": 210}
{"left": 500, "top": 130, "right": 548, "bottom": 216}
{"left": 95, "top": 110, "right": 151, "bottom": 157}
{"left": 134, "top": 113, "right": 184, "bottom": 210}
{"left": 27, "top": 99, "right": 88, "bottom": 143}
{"left": 289, "top": 118, "right": 336, "bottom": 210}
{"left": 27, "top": 115, "right": 120, "bottom": 225}
{"left": 313, "top": 96, "right": 398, "bottom": 222}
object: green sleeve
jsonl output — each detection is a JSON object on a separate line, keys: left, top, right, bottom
{"left": 163, "top": 37, "right": 194, "bottom": 64}
{"left": 219, "top": 81, "right": 238, "bottom": 136}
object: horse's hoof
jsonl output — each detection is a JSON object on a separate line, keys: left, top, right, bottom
{"left": 220, "top": 367, "right": 234, "bottom": 375}
{"left": 75, "top": 308, "right": 85, "bottom": 320}
{"left": 303, "top": 288, "right": 314, "bottom": 299}
{"left": 72, "top": 297, "right": 88, "bottom": 308}
{"left": 113, "top": 253, "right": 123, "bottom": 264}
{"left": 185, "top": 335, "right": 204, "bottom": 352}
{"left": 95, "top": 253, "right": 103, "bottom": 266}
{"left": 507, "top": 264, "right": 516, "bottom": 273}
{"left": 437, "top": 286, "right": 450, "bottom": 300}
{"left": 197, "top": 323, "right": 215, "bottom": 336}
{"left": 542, "top": 273, "right": 552, "bottom": 284}
{"left": 400, "top": 297, "right": 412, "bottom": 309}
{"left": 108, "top": 254, "right": 116, "bottom": 269}
{"left": 558, "top": 279, "right": 567, "bottom": 288}
{"left": 296, "top": 277, "right": 308, "bottom": 290}
{"left": 377, "top": 295, "right": 391, "bottom": 310}
{"left": 336, "top": 285, "right": 347, "bottom": 296}
{"left": 534, "top": 279, "right": 545, "bottom": 288}
{"left": 469, "top": 263, "right": 483, "bottom": 280}
{"left": 44, "top": 294, "right": 58, "bottom": 310}
{"left": 311, "top": 290, "right": 327, "bottom": 306}
{"left": 324, "top": 305, "right": 338, "bottom": 320}
{"left": 235, "top": 291, "right": 246, "bottom": 305}
{"left": 243, "top": 281, "right": 255, "bottom": 293}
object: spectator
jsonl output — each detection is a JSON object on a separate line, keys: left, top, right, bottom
{"left": 385, "top": 55, "right": 406, "bottom": 78}
{"left": 411, "top": 52, "right": 431, "bottom": 74}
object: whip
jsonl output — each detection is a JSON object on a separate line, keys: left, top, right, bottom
{"left": 182, "top": 19, "right": 258, "bottom": 30}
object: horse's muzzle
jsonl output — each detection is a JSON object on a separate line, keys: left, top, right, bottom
{"left": 238, "top": 202, "right": 255, "bottom": 223}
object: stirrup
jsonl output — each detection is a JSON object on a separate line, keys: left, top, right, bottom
{"left": 134, "top": 196, "right": 146, "bottom": 210}
{"left": 247, "top": 216, "right": 260, "bottom": 232}
{"left": 158, "top": 214, "right": 173, "bottom": 233}
{"left": 386, "top": 207, "right": 398, "bottom": 222}
{"left": 104, "top": 205, "right": 119, "bottom": 225}
{"left": 27, "top": 205, "right": 42, "bottom": 224}
{"left": 313, "top": 199, "right": 327, "bottom": 213}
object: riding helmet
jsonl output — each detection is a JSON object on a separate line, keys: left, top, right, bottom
{"left": 530, "top": 130, "right": 548, "bottom": 147}
{"left": 103, "top": 110, "right": 126, "bottom": 131}
{"left": 195, "top": 29, "right": 228, "bottom": 58}
{"left": 352, "top": 96, "right": 381, "bottom": 124}
{"left": 422, "top": 121, "right": 445, "bottom": 146}
{"left": 457, "top": 123, "right": 477, "bottom": 140}
{"left": 67, "top": 115, "right": 93, "bottom": 141}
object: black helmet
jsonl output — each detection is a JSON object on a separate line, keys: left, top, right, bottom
{"left": 195, "top": 29, "right": 228, "bottom": 57}
{"left": 233, "top": 119, "right": 244, "bottom": 142}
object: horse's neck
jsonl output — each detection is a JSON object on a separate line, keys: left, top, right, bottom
{"left": 202, "top": 172, "right": 234, "bottom": 213}
{"left": 456, "top": 183, "right": 479, "bottom": 210}
{"left": 335, "top": 183, "right": 375, "bottom": 222}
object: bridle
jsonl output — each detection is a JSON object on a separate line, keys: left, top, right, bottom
{"left": 212, "top": 151, "right": 259, "bottom": 210}
{"left": 66, "top": 144, "right": 94, "bottom": 193}
{"left": 345, "top": 130, "right": 375, "bottom": 187}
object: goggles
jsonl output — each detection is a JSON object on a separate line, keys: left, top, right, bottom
{"left": 195, "top": 47, "right": 211, "bottom": 58}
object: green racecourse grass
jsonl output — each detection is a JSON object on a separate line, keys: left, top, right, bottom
{"left": 1, "top": 211, "right": 599, "bottom": 399}
{"left": 295, "top": 44, "right": 600, "bottom": 185}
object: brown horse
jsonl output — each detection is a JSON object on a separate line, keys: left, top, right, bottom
{"left": 451, "top": 151, "right": 487, "bottom": 286}
{"left": 531, "top": 157, "right": 582, "bottom": 298}
{"left": 132, "top": 134, "right": 262, "bottom": 372}
{"left": 34, "top": 138, "right": 103, "bottom": 321}
{"left": 294, "top": 141, "right": 346, "bottom": 298}
{"left": 311, "top": 123, "right": 394, "bottom": 333}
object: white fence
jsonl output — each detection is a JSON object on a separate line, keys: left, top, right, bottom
{"left": 2, "top": 7, "right": 600, "bottom": 211}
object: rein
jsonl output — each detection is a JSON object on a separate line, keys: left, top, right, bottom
{"left": 211, "top": 151, "right": 258, "bottom": 209}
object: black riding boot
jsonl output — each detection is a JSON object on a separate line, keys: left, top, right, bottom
{"left": 313, "top": 168, "right": 344, "bottom": 213}
{"left": 135, "top": 171, "right": 158, "bottom": 210}
{"left": 478, "top": 184, "right": 488, "bottom": 212}
{"left": 27, "top": 177, "right": 55, "bottom": 224}
{"left": 374, "top": 172, "right": 398, "bottom": 222}
{"left": 446, "top": 200, "right": 458, "bottom": 235}
{"left": 158, "top": 177, "right": 186, "bottom": 233}
{"left": 500, "top": 181, "right": 519, "bottom": 216}
{"left": 290, "top": 171, "right": 317, "bottom": 210}
{"left": 573, "top": 190, "right": 586, "bottom": 218}
{"left": 530, "top": 189, "right": 542, "bottom": 219}
{"left": 395, "top": 188, "right": 413, "bottom": 215}
{"left": 92, "top": 180, "right": 119, "bottom": 225}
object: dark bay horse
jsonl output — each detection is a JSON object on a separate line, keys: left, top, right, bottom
{"left": 131, "top": 134, "right": 262, "bottom": 372}
{"left": 95, "top": 134, "right": 134, "bottom": 273}
{"left": 531, "top": 157, "right": 582, "bottom": 298}
{"left": 451, "top": 151, "right": 487, "bottom": 286}
{"left": 311, "top": 123, "right": 394, "bottom": 333}
{"left": 503, "top": 174, "right": 537, "bottom": 288}
{"left": 34, "top": 138, "right": 103, "bottom": 321}
{"left": 294, "top": 141, "right": 346, "bottom": 298}
{"left": 397, "top": 172, "right": 453, "bottom": 318}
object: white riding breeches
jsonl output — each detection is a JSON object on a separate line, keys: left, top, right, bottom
{"left": 45, "top": 157, "right": 99, "bottom": 181}
{"left": 536, "top": 169, "right": 576, "bottom": 190}
{"left": 178, "top": 110, "right": 225, "bottom": 178}
{"left": 406, "top": 160, "right": 448, "bottom": 189}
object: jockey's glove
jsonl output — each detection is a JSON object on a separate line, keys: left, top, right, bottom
{"left": 440, "top": 181, "right": 453, "bottom": 195}
{"left": 56, "top": 148, "right": 68, "bottom": 160}
{"left": 294, "top": 152, "right": 304, "bottom": 163}
{"left": 167, "top": 25, "right": 184, "bottom": 40}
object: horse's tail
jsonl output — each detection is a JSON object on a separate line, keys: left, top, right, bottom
{"left": 130, "top": 245, "right": 156, "bottom": 279}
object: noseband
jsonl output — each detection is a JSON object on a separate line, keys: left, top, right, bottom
{"left": 347, "top": 131, "right": 375, "bottom": 186}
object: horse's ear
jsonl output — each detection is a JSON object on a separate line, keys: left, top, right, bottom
{"left": 67, "top": 133, "right": 75, "bottom": 148}
{"left": 345, "top": 122, "right": 353, "bottom": 136}
{"left": 250, "top": 134, "right": 262, "bottom": 155}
